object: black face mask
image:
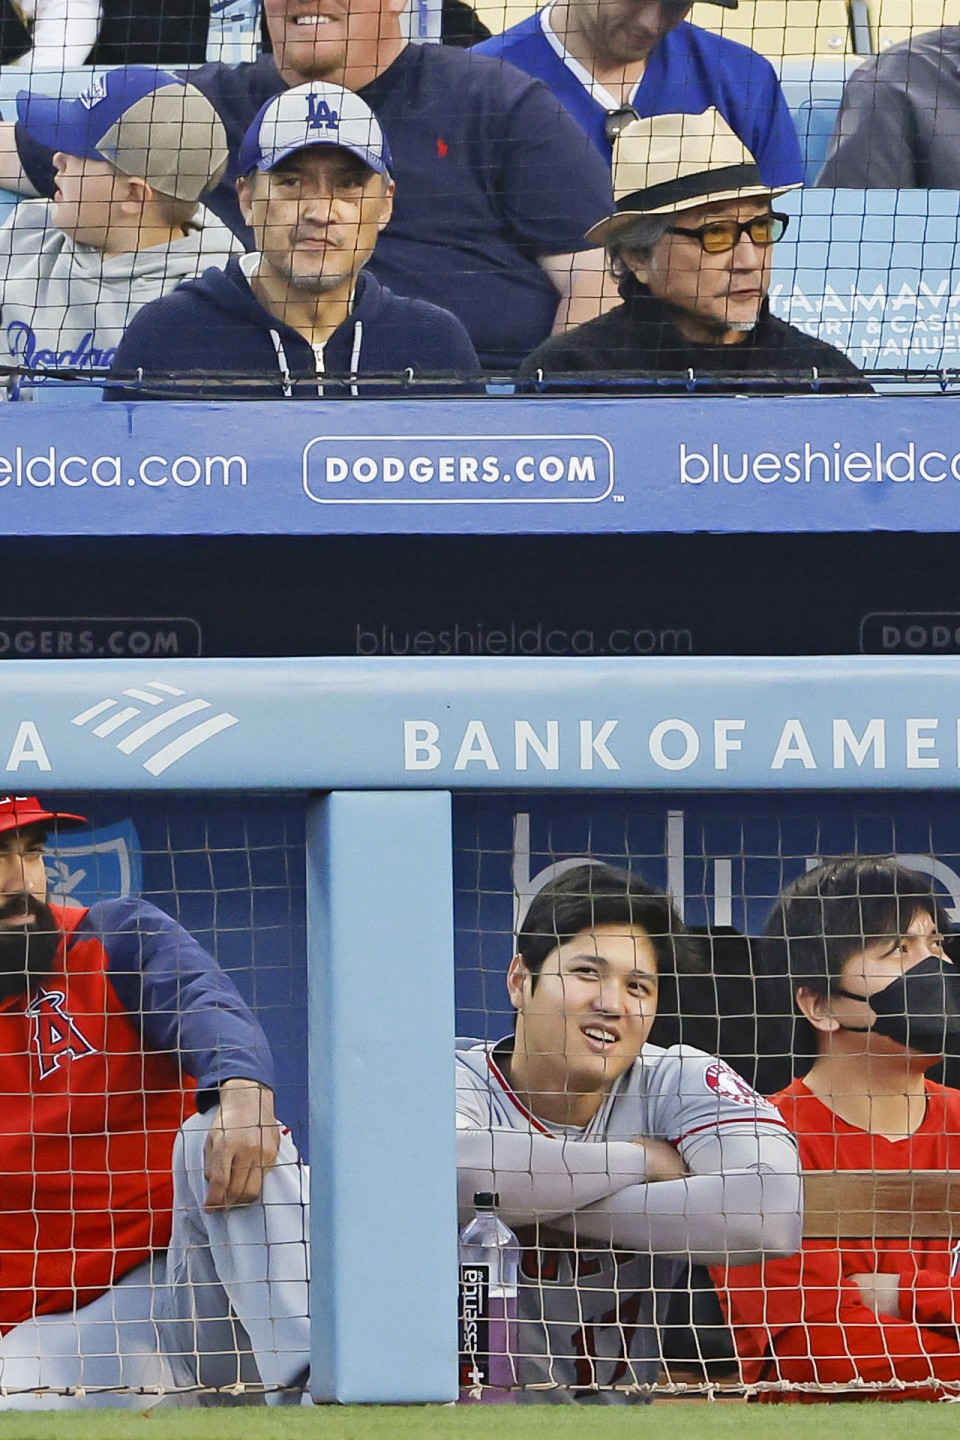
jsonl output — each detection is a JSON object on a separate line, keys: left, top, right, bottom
{"left": 832, "top": 954, "right": 960, "bottom": 1055}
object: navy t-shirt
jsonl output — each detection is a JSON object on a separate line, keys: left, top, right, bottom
{"left": 474, "top": 13, "right": 804, "bottom": 187}
{"left": 17, "top": 46, "right": 613, "bottom": 368}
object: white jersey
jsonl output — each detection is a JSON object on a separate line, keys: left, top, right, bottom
{"left": 456, "top": 1037, "right": 800, "bottom": 1404}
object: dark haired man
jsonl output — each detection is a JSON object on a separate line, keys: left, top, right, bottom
{"left": 108, "top": 81, "right": 479, "bottom": 399}
{"left": 0, "top": 795, "right": 309, "bottom": 1409}
{"left": 715, "top": 856, "right": 960, "bottom": 1400}
{"left": 456, "top": 861, "right": 802, "bottom": 1403}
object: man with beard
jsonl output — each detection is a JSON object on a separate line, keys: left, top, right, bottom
{"left": 0, "top": 795, "right": 310, "bottom": 1409}
{"left": 106, "top": 81, "right": 480, "bottom": 399}
{"left": 713, "top": 857, "right": 960, "bottom": 1400}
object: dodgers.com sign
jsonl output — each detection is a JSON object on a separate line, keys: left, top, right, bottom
{"left": 4, "top": 397, "right": 960, "bottom": 537}
{"left": 301, "top": 433, "right": 613, "bottom": 504}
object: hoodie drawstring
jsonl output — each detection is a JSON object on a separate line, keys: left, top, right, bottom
{"left": 268, "top": 319, "right": 363, "bottom": 400}
{"left": 269, "top": 330, "right": 293, "bottom": 399}
{"left": 349, "top": 320, "right": 363, "bottom": 398}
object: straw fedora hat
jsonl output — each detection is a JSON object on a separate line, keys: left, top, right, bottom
{"left": 586, "top": 107, "right": 802, "bottom": 246}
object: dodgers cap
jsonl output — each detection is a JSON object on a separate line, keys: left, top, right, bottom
{"left": 238, "top": 81, "right": 392, "bottom": 178}
{"left": 17, "top": 66, "right": 229, "bottom": 202}
{"left": 0, "top": 796, "right": 87, "bottom": 836}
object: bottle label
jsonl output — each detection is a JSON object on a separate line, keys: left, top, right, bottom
{"left": 459, "top": 1263, "right": 490, "bottom": 1387}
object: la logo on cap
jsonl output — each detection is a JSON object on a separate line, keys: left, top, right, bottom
{"left": 306, "top": 95, "right": 339, "bottom": 133}
{"left": 79, "top": 75, "right": 108, "bottom": 110}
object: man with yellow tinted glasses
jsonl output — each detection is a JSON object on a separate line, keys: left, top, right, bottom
{"left": 520, "top": 108, "right": 870, "bottom": 394}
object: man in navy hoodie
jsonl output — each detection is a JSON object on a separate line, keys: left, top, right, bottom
{"left": 106, "top": 82, "right": 481, "bottom": 400}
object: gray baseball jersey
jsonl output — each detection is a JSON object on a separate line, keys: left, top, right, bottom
{"left": 456, "top": 1037, "right": 801, "bottom": 1404}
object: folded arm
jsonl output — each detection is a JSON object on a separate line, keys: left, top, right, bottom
{"left": 457, "top": 1124, "right": 664, "bottom": 1222}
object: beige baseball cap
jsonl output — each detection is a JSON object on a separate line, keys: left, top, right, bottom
{"left": 17, "top": 66, "right": 229, "bottom": 202}
{"left": 587, "top": 107, "right": 801, "bottom": 246}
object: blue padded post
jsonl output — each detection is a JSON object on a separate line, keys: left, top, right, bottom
{"left": 306, "top": 790, "right": 458, "bottom": 1403}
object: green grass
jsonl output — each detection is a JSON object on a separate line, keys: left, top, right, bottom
{"left": 0, "top": 1402, "right": 956, "bottom": 1440}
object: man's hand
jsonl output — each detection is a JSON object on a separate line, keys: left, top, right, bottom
{"left": 631, "top": 1137, "right": 690, "bottom": 1182}
{"left": 203, "top": 1077, "right": 281, "bottom": 1211}
{"left": 852, "top": 1270, "right": 902, "bottom": 1319}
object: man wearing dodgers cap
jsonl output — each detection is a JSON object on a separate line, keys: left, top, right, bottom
{"left": 0, "top": 67, "right": 241, "bottom": 384}
{"left": 107, "top": 80, "right": 479, "bottom": 399}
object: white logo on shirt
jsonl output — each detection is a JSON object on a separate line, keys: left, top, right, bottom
{"left": 704, "top": 1061, "right": 759, "bottom": 1106}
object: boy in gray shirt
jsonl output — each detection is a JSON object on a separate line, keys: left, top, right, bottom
{"left": 0, "top": 66, "right": 240, "bottom": 380}
{"left": 456, "top": 863, "right": 802, "bottom": 1402}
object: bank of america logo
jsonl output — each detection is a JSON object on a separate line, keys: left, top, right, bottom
{"left": 71, "top": 680, "right": 238, "bottom": 775}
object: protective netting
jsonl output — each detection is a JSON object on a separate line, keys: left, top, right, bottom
{"left": 454, "top": 792, "right": 960, "bottom": 1400}
{"left": 0, "top": 792, "right": 310, "bottom": 1408}
{"left": 0, "top": 0, "right": 952, "bottom": 393}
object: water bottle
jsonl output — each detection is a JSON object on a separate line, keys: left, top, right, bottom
{"left": 458, "top": 1191, "right": 520, "bottom": 1404}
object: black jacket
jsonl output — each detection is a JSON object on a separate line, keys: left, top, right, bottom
{"left": 518, "top": 278, "right": 871, "bottom": 395}
{"left": 817, "top": 28, "right": 960, "bottom": 189}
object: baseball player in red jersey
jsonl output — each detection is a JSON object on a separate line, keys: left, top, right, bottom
{"left": 0, "top": 795, "right": 310, "bottom": 1409}
{"left": 713, "top": 856, "right": 960, "bottom": 1400}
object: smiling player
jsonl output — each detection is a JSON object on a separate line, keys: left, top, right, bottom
{"left": 456, "top": 862, "right": 803, "bottom": 1403}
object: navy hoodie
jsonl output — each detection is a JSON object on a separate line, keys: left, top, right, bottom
{"left": 106, "top": 259, "right": 481, "bottom": 401}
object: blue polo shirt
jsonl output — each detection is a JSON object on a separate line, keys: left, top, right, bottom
{"left": 16, "top": 46, "right": 614, "bottom": 369}
{"left": 474, "top": 11, "right": 804, "bottom": 187}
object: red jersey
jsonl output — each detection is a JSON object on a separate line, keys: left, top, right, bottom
{"left": 0, "top": 903, "right": 196, "bottom": 1332}
{"left": 712, "top": 1076, "right": 960, "bottom": 1401}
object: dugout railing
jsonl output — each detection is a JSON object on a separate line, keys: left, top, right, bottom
{"left": 10, "top": 651, "right": 960, "bottom": 1403}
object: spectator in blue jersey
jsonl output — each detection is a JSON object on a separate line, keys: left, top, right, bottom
{"left": 472, "top": 0, "right": 803, "bottom": 187}
{"left": 0, "top": 0, "right": 616, "bottom": 369}
{"left": 107, "top": 82, "right": 481, "bottom": 399}
{"left": 519, "top": 109, "right": 869, "bottom": 394}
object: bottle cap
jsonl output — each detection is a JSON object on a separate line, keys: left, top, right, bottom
{"left": 473, "top": 1191, "right": 499, "bottom": 1208}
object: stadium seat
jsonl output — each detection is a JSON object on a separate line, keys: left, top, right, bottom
{"left": 868, "top": 0, "right": 949, "bottom": 52}
{"left": 694, "top": 0, "right": 854, "bottom": 59}
{"left": 471, "top": 0, "right": 534, "bottom": 36}
{"left": 778, "top": 58, "right": 856, "bottom": 184}
{"left": 770, "top": 188, "right": 960, "bottom": 381}
{"left": 19, "top": 379, "right": 106, "bottom": 403}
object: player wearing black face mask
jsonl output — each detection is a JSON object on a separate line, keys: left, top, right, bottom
{"left": 713, "top": 856, "right": 960, "bottom": 1401}
{"left": 831, "top": 954, "right": 960, "bottom": 1055}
